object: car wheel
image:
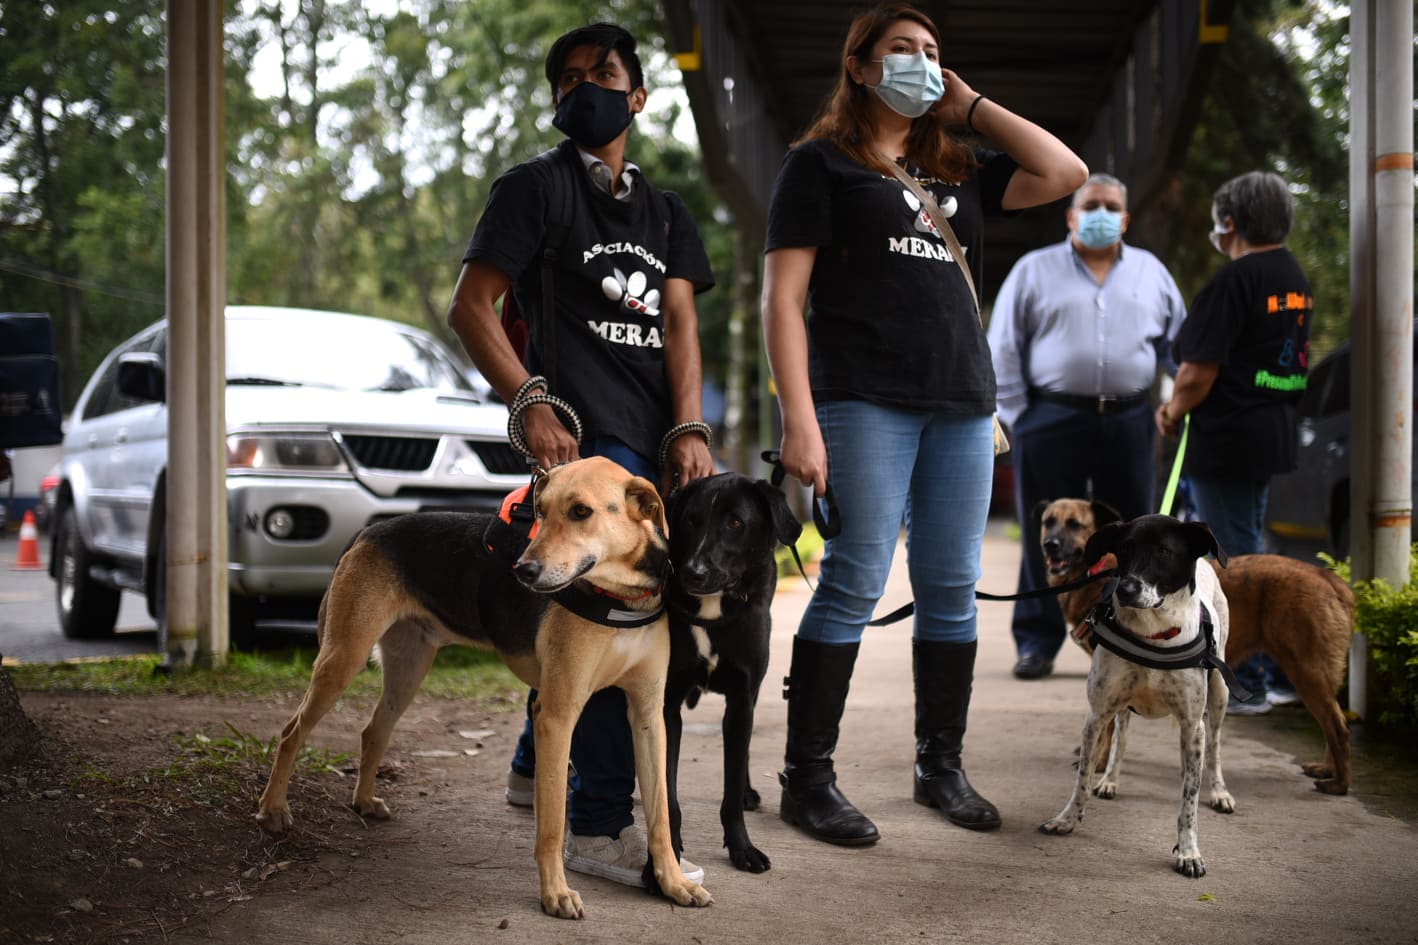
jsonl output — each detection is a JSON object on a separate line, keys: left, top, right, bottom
{"left": 55, "top": 506, "right": 122, "bottom": 639}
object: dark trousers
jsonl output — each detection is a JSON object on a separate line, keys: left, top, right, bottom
{"left": 1010, "top": 399, "right": 1155, "bottom": 660}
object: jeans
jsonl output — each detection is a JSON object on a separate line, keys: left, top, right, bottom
{"left": 1187, "top": 471, "right": 1288, "bottom": 694}
{"left": 509, "top": 436, "right": 651, "bottom": 837}
{"left": 798, "top": 401, "right": 994, "bottom": 647}
{"left": 1008, "top": 399, "right": 1155, "bottom": 660}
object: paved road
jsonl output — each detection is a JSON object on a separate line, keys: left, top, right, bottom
{"left": 0, "top": 530, "right": 158, "bottom": 663}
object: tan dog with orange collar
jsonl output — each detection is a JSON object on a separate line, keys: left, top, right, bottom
{"left": 255, "top": 457, "right": 712, "bottom": 919}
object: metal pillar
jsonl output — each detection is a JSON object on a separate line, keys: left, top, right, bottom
{"left": 1347, "top": 0, "right": 1413, "bottom": 719}
{"left": 165, "top": 0, "right": 228, "bottom": 668}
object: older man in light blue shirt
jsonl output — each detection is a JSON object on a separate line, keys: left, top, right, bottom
{"left": 987, "top": 173, "right": 1186, "bottom": 680}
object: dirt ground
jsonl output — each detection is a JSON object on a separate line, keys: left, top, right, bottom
{"left": 4, "top": 533, "right": 1418, "bottom": 945}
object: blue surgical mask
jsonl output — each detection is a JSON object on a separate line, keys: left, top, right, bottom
{"left": 553, "top": 82, "right": 634, "bottom": 148}
{"left": 1076, "top": 208, "right": 1124, "bottom": 249}
{"left": 868, "top": 51, "right": 944, "bottom": 119}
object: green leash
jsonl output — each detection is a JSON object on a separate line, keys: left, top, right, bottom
{"left": 1158, "top": 415, "right": 1190, "bottom": 516}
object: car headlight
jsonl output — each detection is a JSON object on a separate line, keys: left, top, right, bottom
{"left": 227, "top": 434, "right": 351, "bottom": 473}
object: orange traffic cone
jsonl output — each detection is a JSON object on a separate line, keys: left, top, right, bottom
{"left": 11, "top": 509, "right": 44, "bottom": 571}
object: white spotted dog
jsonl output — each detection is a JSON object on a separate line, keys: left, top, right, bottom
{"left": 1039, "top": 514, "right": 1237, "bottom": 879}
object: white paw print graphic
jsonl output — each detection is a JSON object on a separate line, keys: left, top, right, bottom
{"left": 901, "top": 188, "right": 957, "bottom": 237}
{"left": 601, "top": 268, "right": 661, "bottom": 317}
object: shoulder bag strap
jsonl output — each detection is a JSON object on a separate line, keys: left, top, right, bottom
{"left": 881, "top": 157, "right": 981, "bottom": 326}
{"left": 882, "top": 155, "right": 1011, "bottom": 456}
{"left": 532, "top": 146, "right": 577, "bottom": 392}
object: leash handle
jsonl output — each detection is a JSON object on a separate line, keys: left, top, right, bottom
{"left": 1158, "top": 414, "right": 1190, "bottom": 516}
{"left": 761, "top": 450, "right": 842, "bottom": 539}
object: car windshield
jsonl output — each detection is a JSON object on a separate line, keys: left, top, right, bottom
{"left": 226, "top": 316, "right": 476, "bottom": 394}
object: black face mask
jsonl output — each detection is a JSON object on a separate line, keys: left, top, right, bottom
{"left": 552, "top": 82, "right": 634, "bottom": 148}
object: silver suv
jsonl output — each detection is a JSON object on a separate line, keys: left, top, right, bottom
{"left": 49, "top": 306, "right": 527, "bottom": 645}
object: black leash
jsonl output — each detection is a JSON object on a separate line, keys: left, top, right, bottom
{"left": 761, "top": 450, "right": 840, "bottom": 593}
{"left": 759, "top": 448, "right": 1120, "bottom": 621}
{"left": 865, "top": 566, "right": 1118, "bottom": 627}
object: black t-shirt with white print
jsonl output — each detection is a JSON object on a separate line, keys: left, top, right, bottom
{"left": 764, "top": 138, "right": 1017, "bottom": 413}
{"left": 464, "top": 139, "right": 714, "bottom": 465}
{"left": 1173, "top": 247, "right": 1312, "bottom": 477}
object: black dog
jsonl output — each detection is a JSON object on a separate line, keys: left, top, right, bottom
{"left": 661, "top": 472, "right": 801, "bottom": 874}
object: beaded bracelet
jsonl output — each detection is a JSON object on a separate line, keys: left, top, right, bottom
{"left": 512, "top": 375, "right": 547, "bottom": 410}
{"left": 658, "top": 420, "right": 714, "bottom": 471}
{"left": 508, "top": 392, "right": 584, "bottom": 458}
{"left": 966, "top": 93, "right": 987, "bottom": 132}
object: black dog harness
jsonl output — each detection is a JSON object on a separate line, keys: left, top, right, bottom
{"left": 553, "top": 583, "right": 665, "bottom": 629}
{"left": 1085, "top": 582, "right": 1252, "bottom": 702}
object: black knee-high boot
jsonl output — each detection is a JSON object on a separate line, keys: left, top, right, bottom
{"left": 778, "top": 637, "right": 880, "bottom": 845}
{"left": 913, "top": 639, "right": 1001, "bottom": 831}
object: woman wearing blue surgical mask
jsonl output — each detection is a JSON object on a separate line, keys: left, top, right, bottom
{"left": 761, "top": 1, "right": 1087, "bottom": 846}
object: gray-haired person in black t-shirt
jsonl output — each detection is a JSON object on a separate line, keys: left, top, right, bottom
{"left": 446, "top": 22, "right": 715, "bottom": 888}
{"left": 1158, "top": 170, "right": 1310, "bottom": 714}
{"left": 761, "top": 2, "right": 1087, "bottom": 846}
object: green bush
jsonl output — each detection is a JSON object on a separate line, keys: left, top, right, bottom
{"left": 1325, "top": 547, "right": 1418, "bottom": 728}
{"left": 775, "top": 523, "right": 825, "bottom": 579}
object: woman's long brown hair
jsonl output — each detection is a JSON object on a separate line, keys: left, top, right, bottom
{"left": 795, "top": 2, "right": 975, "bottom": 182}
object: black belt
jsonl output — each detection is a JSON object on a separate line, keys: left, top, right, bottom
{"left": 1029, "top": 388, "right": 1148, "bottom": 415}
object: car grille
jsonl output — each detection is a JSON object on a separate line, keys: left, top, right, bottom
{"left": 393, "top": 488, "right": 506, "bottom": 512}
{"left": 467, "top": 440, "right": 528, "bottom": 475}
{"left": 342, "top": 435, "right": 437, "bottom": 471}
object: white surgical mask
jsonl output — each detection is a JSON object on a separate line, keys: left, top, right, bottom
{"left": 1208, "top": 221, "right": 1233, "bottom": 255}
{"left": 868, "top": 51, "right": 944, "bottom": 118}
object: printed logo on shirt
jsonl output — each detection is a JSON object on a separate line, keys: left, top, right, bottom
{"left": 889, "top": 188, "right": 960, "bottom": 261}
{"left": 601, "top": 267, "right": 661, "bottom": 318}
{"left": 582, "top": 241, "right": 667, "bottom": 274}
{"left": 1253, "top": 369, "right": 1307, "bottom": 392}
{"left": 585, "top": 319, "right": 664, "bottom": 348}
{"left": 1266, "top": 292, "right": 1313, "bottom": 314}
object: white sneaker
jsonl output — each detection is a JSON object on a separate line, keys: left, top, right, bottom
{"left": 563, "top": 823, "right": 704, "bottom": 886}
{"left": 1266, "top": 686, "right": 1301, "bottom": 706}
{"left": 505, "top": 769, "right": 534, "bottom": 808}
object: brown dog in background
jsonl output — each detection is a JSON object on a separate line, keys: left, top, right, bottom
{"left": 1037, "top": 498, "right": 1355, "bottom": 795}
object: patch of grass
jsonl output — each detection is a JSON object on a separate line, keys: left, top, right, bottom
{"left": 73, "top": 722, "right": 353, "bottom": 809}
{"left": 9, "top": 645, "right": 525, "bottom": 703}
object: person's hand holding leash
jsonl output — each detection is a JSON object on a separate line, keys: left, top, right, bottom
{"left": 662, "top": 434, "right": 714, "bottom": 496}
{"left": 778, "top": 422, "right": 828, "bottom": 500}
{"left": 1155, "top": 402, "right": 1183, "bottom": 439}
{"left": 523, "top": 404, "right": 581, "bottom": 468}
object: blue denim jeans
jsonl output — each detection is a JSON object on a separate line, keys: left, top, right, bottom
{"left": 1186, "top": 471, "right": 1287, "bottom": 694}
{"left": 510, "top": 436, "right": 650, "bottom": 837}
{"left": 798, "top": 401, "right": 994, "bottom": 647}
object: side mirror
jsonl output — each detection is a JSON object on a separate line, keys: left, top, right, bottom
{"left": 117, "top": 352, "right": 165, "bottom": 403}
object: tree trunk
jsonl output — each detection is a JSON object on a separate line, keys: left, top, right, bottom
{"left": 0, "top": 665, "right": 42, "bottom": 766}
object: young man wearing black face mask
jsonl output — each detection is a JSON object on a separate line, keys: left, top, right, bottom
{"left": 447, "top": 23, "right": 715, "bottom": 886}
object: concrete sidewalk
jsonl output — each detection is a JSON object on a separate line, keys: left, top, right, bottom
{"left": 201, "top": 524, "right": 1418, "bottom": 945}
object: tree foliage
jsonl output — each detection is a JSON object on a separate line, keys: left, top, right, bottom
{"left": 0, "top": 0, "right": 1384, "bottom": 417}
{"left": 1159, "top": 0, "right": 1411, "bottom": 360}
{"left": 0, "top": 0, "right": 733, "bottom": 409}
